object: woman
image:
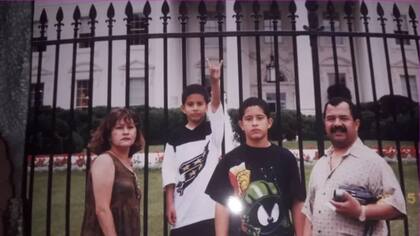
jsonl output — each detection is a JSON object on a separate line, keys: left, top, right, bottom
{"left": 81, "top": 108, "right": 144, "bottom": 236}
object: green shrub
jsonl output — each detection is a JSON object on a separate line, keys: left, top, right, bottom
{"left": 27, "top": 106, "right": 186, "bottom": 155}
{"left": 25, "top": 95, "right": 418, "bottom": 155}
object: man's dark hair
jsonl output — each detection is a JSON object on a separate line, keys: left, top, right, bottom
{"left": 239, "top": 97, "right": 271, "bottom": 120}
{"left": 327, "top": 83, "right": 352, "bottom": 101}
{"left": 323, "top": 97, "right": 360, "bottom": 120}
{"left": 182, "top": 84, "right": 210, "bottom": 105}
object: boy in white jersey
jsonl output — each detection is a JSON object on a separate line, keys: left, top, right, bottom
{"left": 162, "top": 60, "right": 224, "bottom": 236}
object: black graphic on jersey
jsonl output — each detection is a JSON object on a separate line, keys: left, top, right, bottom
{"left": 176, "top": 141, "right": 210, "bottom": 196}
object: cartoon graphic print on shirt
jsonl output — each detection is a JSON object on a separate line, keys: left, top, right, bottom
{"left": 229, "top": 163, "right": 292, "bottom": 236}
{"left": 176, "top": 141, "right": 210, "bottom": 196}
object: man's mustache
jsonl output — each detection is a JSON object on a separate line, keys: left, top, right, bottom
{"left": 330, "top": 125, "right": 347, "bottom": 133}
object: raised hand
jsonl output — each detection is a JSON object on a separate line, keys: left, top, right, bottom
{"left": 207, "top": 58, "right": 223, "bottom": 82}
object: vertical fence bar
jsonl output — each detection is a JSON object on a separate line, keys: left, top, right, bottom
{"left": 360, "top": 2, "right": 384, "bottom": 157}
{"left": 385, "top": 4, "right": 413, "bottom": 235}
{"left": 408, "top": 5, "right": 420, "bottom": 186}
{"left": 395, "top": 4, "right": 420, "bottom": 182}
{"left": 125, "top": 2, "right": 133, "bottom": 108}
{"left": 326, "top": 1, "right": 340, "bottom": 85}
{"left": 86, "top": 4, "right": 97, "bottom": 182}
{"left": 393, "top": 6, "right": 416, "bottom": 235}
{"left": 270, "top": 0, "right": 283, "bottom": 147}
{"left": 233, "top": 1, "right": 243, "bottom": 104}
{"left": 216, "top": 0, "right": 225, "bottom": 105}
{"left": 344, "top": 1, "right": 361, "bottom": 108}
{"left": 28, "top": 9, "right": 48, "bottom": 235}
{"left": 179, "top": 1, "right": 188, "bottom": 90}
{"left": 22, "top": 2, "right": 36, "bottom": 234}
{"left": 142, "top": 3, "right": 151, "bottom": 236}
{"left": 289, "top": 0, "right": 306, "bottom": 188}
{"left": 216, "top": 0, "right": 226, "bottom": 155}
{"left": 66, "top": 6, "right": 81, "bottom": 236}
{"left": 198, "top": 0, "right": 207, "bottom": 86}
{"left": 376, "top": 4, "right": 396, "bottom": 235}
{"left": 46, "top": 8, "right": 63, "bottom": 236}
{"left": 161, "top": 1, "right": 170, "bottom": 235}
{"left": 251, "top": 0, "right": 262, "bottom": 99}
{"left": 408, "top": 6, "right": 420, "bottom": 62}
{"left": 305, "top": 1, "right": 325, "bottom": 156}
{"left": 106, "top": 3, "right": 115, "bottom": 111}
{"left": 24, "top": 2, "right": 420, "bottom": 235}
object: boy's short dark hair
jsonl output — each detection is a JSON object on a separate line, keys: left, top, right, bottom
{"left": 239, "top": 97, "right": 271, "bottom": 120}
{"left": 323, "top": 97, "right": 360, "bottom": 120}
{"left": 182, "top": 84, "right": 210, "bottom": 105}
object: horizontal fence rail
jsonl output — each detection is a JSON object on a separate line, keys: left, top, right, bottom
{"left": 25, "top": 1, "right": 419, "bottom": 236}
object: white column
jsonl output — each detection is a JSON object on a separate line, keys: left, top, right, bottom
{"left": 295, "top": 1, "right": 316, "bottom": 115}
{"left": 225, "top": 0, "right": 240, "bottom": 110}
{"left": 224, "top": 1, "right": 241, "bottom": 151}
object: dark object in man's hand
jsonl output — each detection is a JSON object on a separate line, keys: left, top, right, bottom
{"left": 333, "top": 185, "right": 378, "bottom": 205}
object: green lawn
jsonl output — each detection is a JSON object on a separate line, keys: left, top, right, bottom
{"left": 31, "top": 163, "right": 418, "bottom": 235}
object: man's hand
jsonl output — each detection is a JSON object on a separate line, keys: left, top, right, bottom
{"left": 330, "top": 191, "right": 362, "bottom": 219}
{"left": 166, "top": 204, "right": 177, "bottom": 225}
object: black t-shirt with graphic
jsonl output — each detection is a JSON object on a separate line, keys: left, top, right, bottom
{"left": 206, "top": 144, "right": 306, "bottom": 236}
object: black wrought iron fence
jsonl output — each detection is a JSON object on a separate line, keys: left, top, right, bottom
{"left": 25, "top": 1, "right": 419, "bottom": 236}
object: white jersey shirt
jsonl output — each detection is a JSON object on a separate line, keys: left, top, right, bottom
{"left": 162, "top": 105, "right": 224, "bottom": 229}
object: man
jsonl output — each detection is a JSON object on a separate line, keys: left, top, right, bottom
{"left": 302, "top": 97, "right": 406, "bottom": 236}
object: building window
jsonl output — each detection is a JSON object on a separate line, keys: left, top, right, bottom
{"left": 76, "top": 80, "right": 89, "bottom": 108}
{"left": 32, "top": 21, "right": 47, "bottom": 52}
{"left": 205, "top": 18, "right": 219, "bottom": 47}
{"left": 400, "top": 75, "right": 418, "bottom": 101}
{"left": 130, "top": 77, "right": 145, "bottom": 105}
{"left": 79, "top": 17, "right": 92, "bottom": 48}
{"left": 266, "top": 92, "right": 286, "bottom": 112}
{"left": 328, "top": 73, "right": 346, "bottom": 86}
{"left": 263, "top": 12, "right": 282, "bottom": 44}
{"left": 129, "top": 13, "right": 147, "bottom": 46}
{"left": 30, "top": 83, "right": 44, "bottom": 107}
{"left": 395, "top": 15, "right": 410, "bottom": 46}
{"left": 322, "top": 12, "right": 344, "bottom": 45}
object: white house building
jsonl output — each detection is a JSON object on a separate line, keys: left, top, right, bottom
{"left": 31, "top": 0, "right": 419, "bottom": 115}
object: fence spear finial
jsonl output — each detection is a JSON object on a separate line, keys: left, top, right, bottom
{"left": 252, "top": 0, "right": 260, "bottom": 16}
{"left": 125, "top": 2, "right": 133, "bottom": 19}
{"left": 73, "top": 6, "right": 81, "bottom": 21}
{"left": 344, "top": 1, "right": 353, "bottom": 17}
{"left": 270, "top": 0, "right": 280, "bottom": 19}
{"left": 326, "top": 0, "right": 335, "bottom": 17}
{"left": 288, "top": 1, "right": 297, "bottom": 15}
{"left": 360, "top": 1, "right": 368, "bottom": 17}
{"left": 107, "top": 3, "right": 115, "bottom": 19}
{"left": 144, "top": 1, "right": 152, "bottom": 18}
{"left": 198, "top": 0, "right": 207, "bottom": 17}
{"left": 40, "top": 9, "right": 48, "bottom": 25}
{"left": 162, "top": 0, "right": 170, "bottom": 16}
{"left": 392, "top": 3, "right": 401, "bottom": 19}
{"left": 376, "top": 3, "right": 384, "bottom": 18}
{"left": 408, "top": 5, "right": 416, "bottom": 21}
{"left": 233, "top": 0, "right": 242, "bottom": 15}
{"left": 89, "top": 5, "right": 97, "bottom": 20}
{"left": 56, "top": 7, "right": 63, "bottom": 23}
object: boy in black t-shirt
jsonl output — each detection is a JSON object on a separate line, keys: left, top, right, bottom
{"left": 206, "top": 97, "right": 305, "bottom": 236}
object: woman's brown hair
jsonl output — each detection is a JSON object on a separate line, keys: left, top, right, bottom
{"left": 88, "top": 108, "right": 144, "bottom": 156}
